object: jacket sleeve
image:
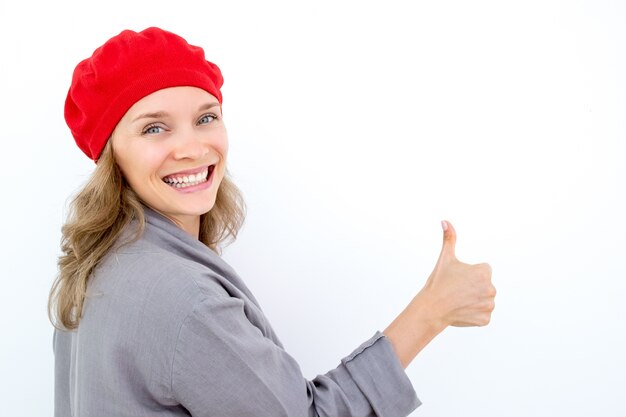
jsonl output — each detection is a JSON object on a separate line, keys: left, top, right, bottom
{"left": 171, "top": 295, "right": 420, "bottom": 417}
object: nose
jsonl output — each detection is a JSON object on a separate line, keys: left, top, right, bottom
{"left": 171, "top": 128, "right": 209, "bottom": 161}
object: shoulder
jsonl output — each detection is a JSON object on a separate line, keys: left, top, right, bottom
{"left": 93, "top": 232, "right": 227, "bottom": 304}
{"left": 80, "top": 233, "right": 234, "bottom": 355}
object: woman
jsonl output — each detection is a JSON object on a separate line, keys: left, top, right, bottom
{"left": 50, "top": 27, "right": 496, "bottom": 417}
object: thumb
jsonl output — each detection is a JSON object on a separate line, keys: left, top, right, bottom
{"left": 439, "top": 220, "right": 457, "bottom": 261}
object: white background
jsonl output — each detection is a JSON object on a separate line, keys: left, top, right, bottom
{"left": 0, "top": 0, "right": 624, "bottom": 415}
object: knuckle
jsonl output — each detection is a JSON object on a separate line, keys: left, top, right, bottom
{"left": 474, "top": 263, "right": 492, "bottom": 280}
{"left": 479, "top": 299, "right": 495, "bottom": 312}
{"left": 482, "top": 263, "right": 492, "bottom": 277}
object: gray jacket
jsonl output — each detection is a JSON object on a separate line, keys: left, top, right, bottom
{"left": 53, "top": 207, "right": 420, "bottom": 416}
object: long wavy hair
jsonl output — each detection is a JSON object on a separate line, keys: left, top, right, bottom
{"left": 48, "top": 141, "right": 246, "bottom": 330}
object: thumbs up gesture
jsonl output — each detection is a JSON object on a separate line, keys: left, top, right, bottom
{"left": 383, "top": 221, "right": 496, "bottom": 368}
{"left": 423, "top": 221, "right": 496, "bottom": 327}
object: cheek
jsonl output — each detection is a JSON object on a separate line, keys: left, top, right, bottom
{"left": 216, "top": 132, "right": 229, "bottom": 161}
{"left": 115, "top": 144, "right": 166, "bottom": 185}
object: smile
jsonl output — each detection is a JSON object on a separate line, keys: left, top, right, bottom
{"left": 162, "top": 165, "right": 215, "bottom": 189}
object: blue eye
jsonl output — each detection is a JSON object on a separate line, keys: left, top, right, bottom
{"left": 198, "top": 114, "right": 217, "bottom": 125}
{"left": 142, "top": 124, "right": 164, "bottom": 135}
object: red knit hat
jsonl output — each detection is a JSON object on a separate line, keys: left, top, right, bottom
{"left": 65, "top": 27, "right": 224, "bottom": 161}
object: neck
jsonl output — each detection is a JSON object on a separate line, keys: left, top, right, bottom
{"left": 178, "top": 215, "right": 201, "bottom": 239}
{"left": 152, "top": 209, "right": 201, "bottom": 239}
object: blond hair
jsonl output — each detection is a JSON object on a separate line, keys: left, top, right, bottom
{"left": 48, "top": 142, "right": 246, "bottom": 330}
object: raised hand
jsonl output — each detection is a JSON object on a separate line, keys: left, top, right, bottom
{"left": 422, "top": 220, "right": 496, "bottom": 328}
{"left": 384, "top": 221, "right": 496, "bottom": 368}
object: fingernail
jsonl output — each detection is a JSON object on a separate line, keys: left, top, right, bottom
{"left": 441, "top": 220, "right": 448, "bottom": 231}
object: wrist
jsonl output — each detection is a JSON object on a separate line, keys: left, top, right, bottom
{"left": 411, "top": 288, "right": 448, "bottom": 334}
{"left": 383, "top": 291, "right": 447, "bottom": 369}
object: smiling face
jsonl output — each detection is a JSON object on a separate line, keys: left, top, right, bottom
{"left": 110, "top": 86, "right": 228, "bottom": 237}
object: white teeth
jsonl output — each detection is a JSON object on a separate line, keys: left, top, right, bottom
{"left": 163, "top": 168, "right": 210, "bottom": 189}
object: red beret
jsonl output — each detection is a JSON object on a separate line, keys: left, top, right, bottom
{"left": 65, "top": 27, "right": 224, "bottom": 161}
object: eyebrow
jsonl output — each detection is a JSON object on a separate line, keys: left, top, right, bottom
{"left": 131, "top": 102, "right": 221, "bottom": 123}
